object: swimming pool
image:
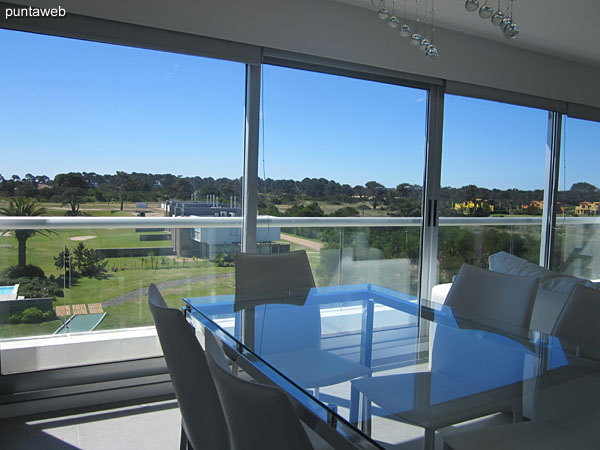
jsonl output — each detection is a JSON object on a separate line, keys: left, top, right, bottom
{"left": 0, "top": 285, "right": 18, "bottom": 300}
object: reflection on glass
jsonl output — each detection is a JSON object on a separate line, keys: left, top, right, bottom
{"left": 553, "top": 117, "right": 600, "bottom": 280}
{"left": 0, "top": 28, "right": 244, "bottom": 349}
{"left": 259, "top": 64, "right": 427, "bottom": 298}
{"left": 437, "top": 95, "right": 547, "bottom": 286}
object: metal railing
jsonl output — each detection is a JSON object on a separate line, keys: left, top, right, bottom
{"left": 1, "top": 215, "right": 599, "bottom": 230}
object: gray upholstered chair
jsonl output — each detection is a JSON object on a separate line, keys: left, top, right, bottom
{"left": 234, "top": 251, "right": 370, "bottom": 390}
{"left": 351, "top": 264, "right": 540, "bottom": 450}
{"left": 148, "top": 283, "right": 230, "bottom": 450}
{"left": 552, "top": 284, "right": 600, "bottom": 351}
{"left": 445, "top": 263, "right": 539, "bottom": 330}
{"left": 443, "top": 283, "right": 600, "bottom": 450}
{"left": 205, "top": 328, "right": 314, "bottom": 450}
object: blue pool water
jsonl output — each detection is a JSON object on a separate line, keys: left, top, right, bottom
{"left": 0, "top": 286, "right": 15, "bottom": 294}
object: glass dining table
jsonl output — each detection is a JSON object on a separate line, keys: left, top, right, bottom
{"left": 183, "top": 284, "right": 600, "bottom": 450}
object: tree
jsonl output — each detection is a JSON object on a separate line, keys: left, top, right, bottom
{"left": 0, "top": 197, "right": 53, "bottom": 268}
{"left": 54, "top": 247, "right": 78, "bottom": 285}
{"left": 113, "top": 171, "right": 134, "bottom": 211}
{"left": 365, "top": 181, "right": 386, "bottom": 209}
{"left": 72, "top": 242, "right": 108, "bottom": 278}
{"left": 54, "top": 172, "right": 88, "bottom": 215}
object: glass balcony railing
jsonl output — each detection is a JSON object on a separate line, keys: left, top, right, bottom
{"left": 1, "top": 214, "right": 596, "bottom": 373}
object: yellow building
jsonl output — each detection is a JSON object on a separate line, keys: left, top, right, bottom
{"left": 575, "top": 201, "right": 600, "bottom": 215}
{"left": 454, "top": 199, "right": 494, "bottom": 212}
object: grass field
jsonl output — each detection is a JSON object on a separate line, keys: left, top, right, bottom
{"left": 0, "top": 228, "right": 172, "bottom": 276}
{"left": 0, "top": 203, "right": 239, "bottom": 338}
{"left": 0, "top": 203, "right": 334, "bottom": 339}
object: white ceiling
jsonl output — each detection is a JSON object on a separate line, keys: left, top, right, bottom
{"left": 334, "top": 0, "right": 600, "bottom": 68}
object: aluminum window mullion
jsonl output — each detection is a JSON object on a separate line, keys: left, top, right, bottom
{"left": 241, "top": 64, "right": 261, "bottom": 253}
{"left": 540, "top": 111, "right": 563, "bottom": 268}
{"left": 419, "top": 84, "right": 445, "bottom": 302}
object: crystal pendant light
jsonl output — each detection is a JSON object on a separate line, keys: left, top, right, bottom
{"left": 410, "top": 32, "right": 422, "bottom": 45}
{"left": 409, "top": 0, "right": 422, "bottom": 45}
{"left": 500, "top": 16, "right": 513, "bottom": 31}
{"left": 479, "top": 1, "right": 494, "bottom": 19}
{"left": 491, "top": 1, "right": 505, "bottom": 25}
{"left": 399, "top": 0, "right": 411, "bottom": 37}
{"left": 388, "top": 0, "right": 400, "bottom": 28}
{"left": 502, "top": 0, "right": 518, "bottom": 38}
{"left": 378, "top": 8, "right": 390, "bottom": 20}
{"left": 425, "top": 46, "right": 439, "bottom": 60}
{"left": 465, "top": 0, "right": 479, "bottom": 12}
{"left": 419, "top": 38, "right": 431, "bottom": 51}
{"left": 503, "top": 22, "right": 519, "bottom": 38}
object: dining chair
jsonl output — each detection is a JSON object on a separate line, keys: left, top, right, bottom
{"left": 351, "top": 264, "right": 540, "bottom": 450}
{"left": 442, "top": 283, "right": 600, "bottom": 450}
{"left": 234, "top": 251, "right": 370, "bottom": 390}
{"left": 148, "top": 283, "right": 230, "bottom": 450}
{"left": 551, "top": 284, "right": 600, "bottom": 351}
{"left": 445, "top": 263, "right": 539, "bottom": 330}
{"left": 205, "top": 328, "right": 314, "bottom": 450}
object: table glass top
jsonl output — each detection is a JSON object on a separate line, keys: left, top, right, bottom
{"left": 184, "top": 284, "right": 600, "bottom": 449}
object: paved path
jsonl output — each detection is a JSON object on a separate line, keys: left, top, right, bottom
{"left": 280, "top": 233, "right": 324, "bottom": 250}
{"left": 102, "top": 272, "right": 234, "bottom": 307}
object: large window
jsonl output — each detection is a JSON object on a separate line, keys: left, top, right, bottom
{"left": 553, "top": 117, "right": 600, "bottom": 280}
{"left": 259, "top": 65, "right": 427, "bottom": 297}
{"left": 437, "top": 95, "right": 548, "bottom": 283}
{"left": 0, "top": 29, "right": 245, "bottom": 352}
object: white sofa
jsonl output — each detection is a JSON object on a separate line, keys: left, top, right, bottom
{"left": 431, "top": 252, "right": 600, "bottom": 334}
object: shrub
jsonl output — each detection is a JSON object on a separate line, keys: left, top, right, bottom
{"left": 0, "top": 276, "right": 64, "bottom": 299}
{"left": 215, "top": 253, "right": 235, "bottom": 267}
{"left": 42, "top": 310, "right": 57, "bottom": 321}
{"left": 2, "top": 264, "right": 45, "bottom": 279}
{"left": 9, "top": 314, "right": 21, "bottom": 324}
{"left": 21, "top": 307, "right": 43, "bottom": 324}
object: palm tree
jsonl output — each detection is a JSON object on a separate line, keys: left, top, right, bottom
{"left": 0, "top": 197, "right": 51, "bottom": 268}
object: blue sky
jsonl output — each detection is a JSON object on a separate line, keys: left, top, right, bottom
{"left": 1, "top": 29, "right": 598, "bottom": 191}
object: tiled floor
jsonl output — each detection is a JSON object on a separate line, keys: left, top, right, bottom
{"left": 0, "top": 399, "right": 182, "bottom": 450}
{"left": 0, "top": 396, "right": 513, "bottom": 449}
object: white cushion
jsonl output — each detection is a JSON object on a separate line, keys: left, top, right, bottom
{"left": 488, "top": 251, "right": 550, "bottom": 280}
{"left": 431, "top": 283, "right": 452, "bottom": 304}
{"left": 489, "top": 252, "right": 600, "bottom": 293}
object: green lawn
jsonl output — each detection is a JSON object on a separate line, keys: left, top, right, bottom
{"left": 0, "top": 320, "right": 63, "bottom": 339}
{"left": 0, "top": 215, "right": 236, "bottom": 338}
{"left": 67, "top": 264, "right": 234, "bottom": 305}
{"left": 0, "top": 228, "right": 172, "bottom": 276}
{"left": 97, "top": 276, "right": 236, "bottom": 330}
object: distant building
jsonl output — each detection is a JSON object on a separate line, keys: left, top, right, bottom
{"left": 166, "top": 199, "right": 287, "bottom": 260}
{"left": 454, "top": 199, "right": 494, "bottom": 212}
{"left": 575, "top": 201, "right": 600, "bottom": 215}
{"left": 523, "top": 200, "right": 544, "bottom": 210}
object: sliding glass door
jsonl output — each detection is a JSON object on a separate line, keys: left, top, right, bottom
{"left": 258, "top": 64, "right": 428, "bottom": 297}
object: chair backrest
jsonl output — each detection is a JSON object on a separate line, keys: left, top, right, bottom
{"left": 235, "top": 251, "right": 315, "bottom": 306}
{"left": 148, "top": 284, "right": 230, "bottom": 450}
{"left": 235, "top": 251, "right": 320, "bottom": 353}
{"left": 445, "top": 263, "right": 540, "bottom": 330}
{"left": 552, "top": 284, "right": 600, "bottom": 349}
{"left": 433, "top": 265, "right": 539, "bottom": 400}
{"left": 205, "top": 330, "right": 313, "bottom": 450}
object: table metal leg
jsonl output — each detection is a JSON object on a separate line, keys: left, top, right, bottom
{"left": 423, "top": 427, "right": 435, "bottom": 450}
{"left": 359, "top": 394, "right": 372, "bottom": 436}
{"left": 349, "top": 385, "right": 359, "bottom": 426}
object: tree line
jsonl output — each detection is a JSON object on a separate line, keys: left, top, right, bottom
{"left": 1, "top": 172, "right": 598, "bottom": 217}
